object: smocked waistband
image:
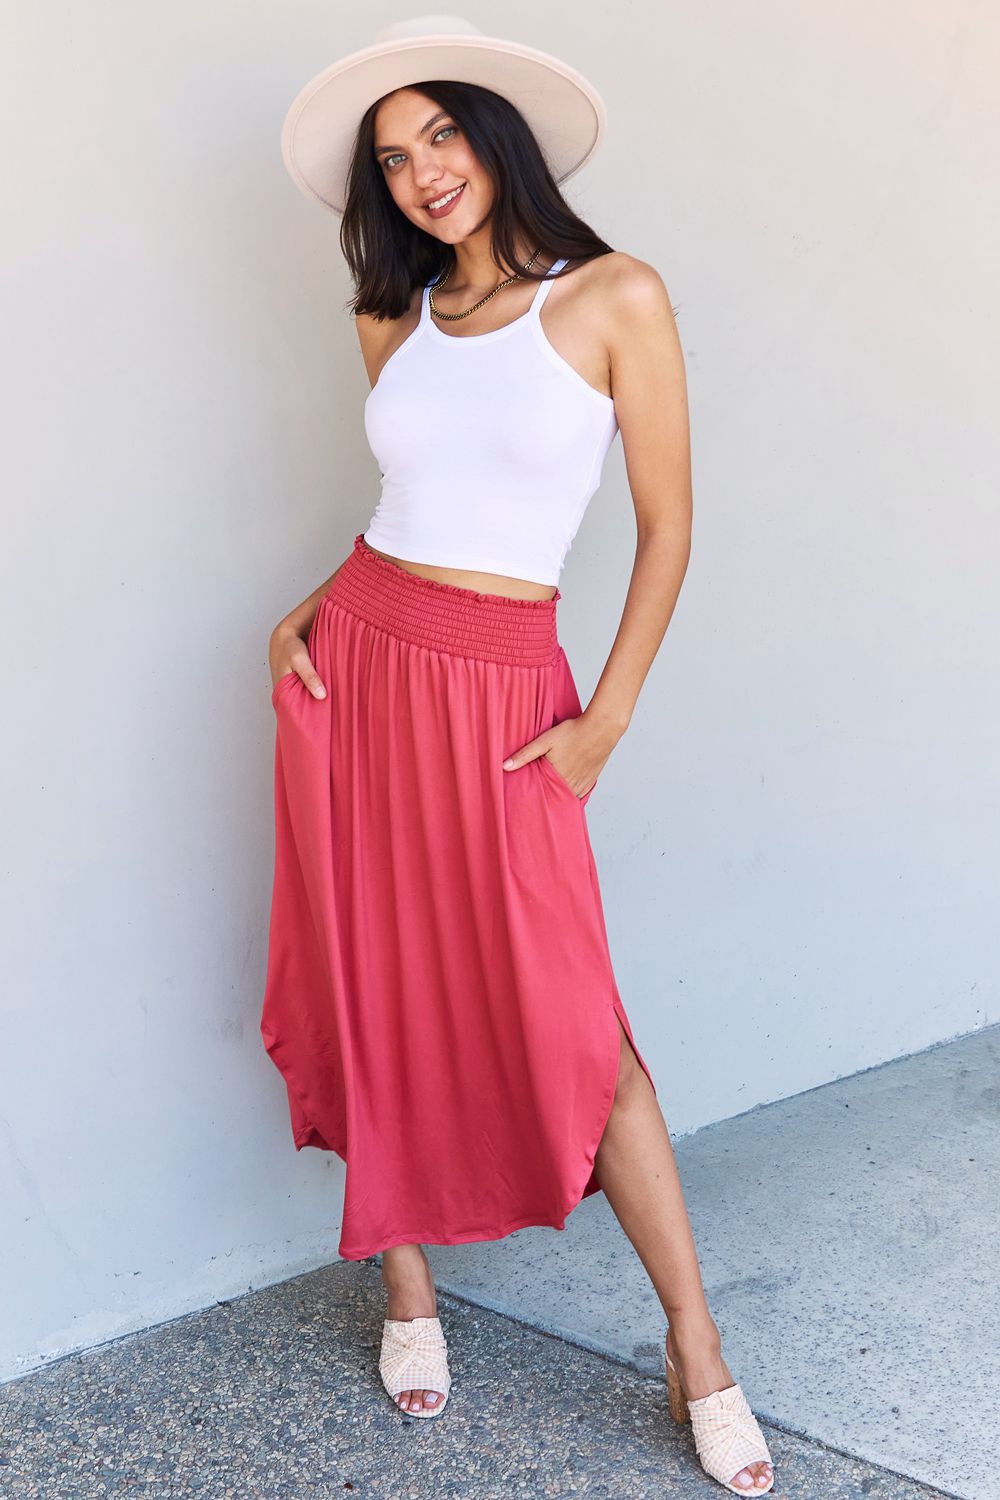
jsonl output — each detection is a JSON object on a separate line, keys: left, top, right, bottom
{"left": 323, "top": 535, "right": 562, "bottom": 667}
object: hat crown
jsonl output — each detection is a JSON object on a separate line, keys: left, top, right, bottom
{"left": 374, "top": 15, "right": 484, "bottom": 46}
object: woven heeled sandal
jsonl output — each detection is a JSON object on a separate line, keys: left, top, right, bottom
{"left": 379, "top": 1315, "right": 452, "bottom": 1418}
{"left": 665, "top": 1332, "right": 774, "bottom": 1494}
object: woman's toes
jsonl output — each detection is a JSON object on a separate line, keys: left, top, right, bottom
{"left": 393, "top": 1386, "right": 443, "bottom": 1413}
{"left": 731, "top": 1463, "right": 771, "bottom": 1488}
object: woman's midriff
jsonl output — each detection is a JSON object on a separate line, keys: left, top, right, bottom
{"left": 359, "top": 537, "right": 558, "bottom": 602}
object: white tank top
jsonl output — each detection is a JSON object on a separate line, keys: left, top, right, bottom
{"left": 362, "top": 256, "right": 619, "bottom": 586}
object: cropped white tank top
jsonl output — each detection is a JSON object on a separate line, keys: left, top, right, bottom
{"left": 363, "top": 257, "right": 619, "bottom": 586}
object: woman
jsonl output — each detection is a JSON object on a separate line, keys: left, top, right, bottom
{"left": 262, "top": 16, "right": 775, "bottom": 1495}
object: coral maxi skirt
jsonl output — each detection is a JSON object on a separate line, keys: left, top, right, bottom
{"left": 261, "top": 534, "right": 656, "bottom": 1260}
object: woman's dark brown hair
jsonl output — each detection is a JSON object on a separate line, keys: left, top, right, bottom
{"left": 340, "top": 80, "right": 615, "bottom": 321}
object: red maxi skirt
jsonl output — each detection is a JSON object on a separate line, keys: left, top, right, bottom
{"left": 261, "top": 534, "right": 656, "bottom": 1260}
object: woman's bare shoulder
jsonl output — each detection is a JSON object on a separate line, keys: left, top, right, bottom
{"left": 354, "top": 286, "right": 424, "bottom": 389}
{"left": 587, "top": 250, "right": 675, "bottom": 317}
{"left": 561, "top": 251, "right": 676, "bottom": 351}
{"left": 551, "top": 252, "right": 675, "bottom": 395}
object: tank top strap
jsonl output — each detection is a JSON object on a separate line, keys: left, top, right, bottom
{"left": 527, "top": 256, "right": 569, "bottom": 321}
{"left": 420, "top": 259, "right": 567, "bottom": 327}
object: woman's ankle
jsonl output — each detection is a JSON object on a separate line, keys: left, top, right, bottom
{"left": 380, "top": 1245, "right": 437, "bottom": 1319}
{"left": 665, "top": 1306, "right": 722, "bottom": 1358}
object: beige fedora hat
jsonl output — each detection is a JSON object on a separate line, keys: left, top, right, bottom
{"left": 281, "top": 13, "right": 607, "bottom": 216}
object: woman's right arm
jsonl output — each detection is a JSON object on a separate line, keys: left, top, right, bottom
{"left": 268, "top": 301, "right": 413, "bottom": 695}
{"left": 268, "top": 559, "right": 349, "bottom": 697}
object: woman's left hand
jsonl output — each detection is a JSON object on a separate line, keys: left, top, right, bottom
{"left": 501, "top": 712, "right": 621, "bottom": 799}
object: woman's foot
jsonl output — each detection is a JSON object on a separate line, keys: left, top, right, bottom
{"left": 380, "top": 1244, "right": 445, "bottom": 1414}
{"left": 666, "top": 1315, "right": 773, "bottom": 1492}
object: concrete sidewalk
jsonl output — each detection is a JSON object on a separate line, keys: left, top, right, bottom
{"left": 0, "top": 1260, "right": 949, "bottom": 1499}
{"left": 426, "top": 1023, "right": 1000, "bottom": 1500}
{"left": 2, "top": 1023, "right": 994, "bottom": 1499}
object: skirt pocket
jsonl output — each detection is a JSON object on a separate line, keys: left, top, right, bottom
{"left": 271, "top": 669, "right": 299, "bottom": 708}
{"left": 538, "top": 748, "right": 597, "bottom": 806}
{"left": 544, "top": 647, "right": 599, "bottom": 806}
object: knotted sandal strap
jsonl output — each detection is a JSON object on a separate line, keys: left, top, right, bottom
{"left": 379, "top": 1316, "right": 452, "bottom": 1416}
{"left": 686, "top": 1382, "right": 773, "bottom": 1492}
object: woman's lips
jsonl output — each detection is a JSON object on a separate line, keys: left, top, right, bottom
{"left": 424, "top": 182, "right": 466, "bottom": 219}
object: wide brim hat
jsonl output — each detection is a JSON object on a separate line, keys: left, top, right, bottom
{"left": 281, "top": 13, "right": 606, "bottom": 216}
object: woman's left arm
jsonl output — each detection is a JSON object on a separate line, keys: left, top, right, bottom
{"left": 502, "top": 254, "right": 693, "bottom": 794}
{"left": 583, "top": 253, "right": 693, "bottom": 734}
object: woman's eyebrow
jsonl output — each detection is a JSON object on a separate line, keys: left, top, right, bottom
{"left": 374, "top": 110, "right": 451, "bottom": 156}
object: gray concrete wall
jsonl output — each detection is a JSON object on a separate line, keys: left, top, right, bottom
{"left": 2, "top": 0, "right": 996, "bottom": 1381}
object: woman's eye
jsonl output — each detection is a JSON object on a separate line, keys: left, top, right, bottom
{"left": 382, "top": 125, "right": 457, "bottom": 171}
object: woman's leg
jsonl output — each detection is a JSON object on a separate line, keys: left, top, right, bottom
{"left": 379, "top": 1243, "right": 446, "bottom": 1414}
{"left": 594, "top": 1019, "right": 773, "bottom": 1493}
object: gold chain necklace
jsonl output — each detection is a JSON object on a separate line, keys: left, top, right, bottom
{"left": 428, "top": 249, "right": 543, "bottom": 321}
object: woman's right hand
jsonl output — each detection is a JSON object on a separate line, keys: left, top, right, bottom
{"left": 269, "top": 624, "right": 327, "bottom": 699}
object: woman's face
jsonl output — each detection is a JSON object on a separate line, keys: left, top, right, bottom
{"left": 373, "top": 88, "right": 491, "bottom": 241}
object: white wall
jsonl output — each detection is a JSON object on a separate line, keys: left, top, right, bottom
{"left": 2, "top": 0, "right": 996, "bottom": 1381}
